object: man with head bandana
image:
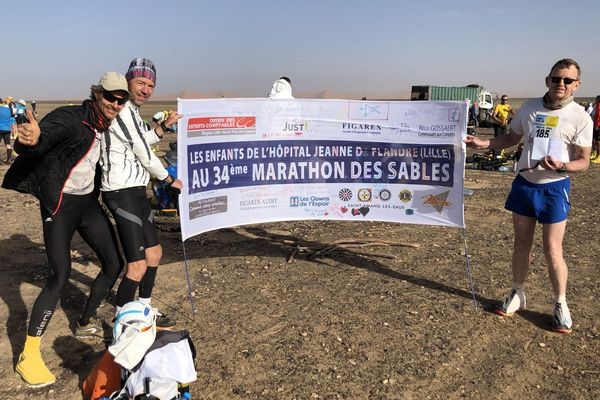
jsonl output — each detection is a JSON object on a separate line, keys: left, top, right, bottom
{"left": 100, "top": 58, "right": 182, "bottom": 329}
{"left": 465, "top": 59, "right": 592, "bottom": 334}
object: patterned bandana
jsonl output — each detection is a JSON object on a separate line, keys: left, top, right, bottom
{"left": 85, "top": 99, "right": 111, "bottom": 131}
{"left": 125, "top": 58, "right": 157, "bottom": 83}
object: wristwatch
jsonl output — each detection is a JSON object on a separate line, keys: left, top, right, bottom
{"left": 556, "top": 163, "right": 567, "bottom": 173}
{"left": 160, "top": 121, "right": 169, "bottom": 133}
{"left": 164, "top": 174, "right": 175, "bottom": 184}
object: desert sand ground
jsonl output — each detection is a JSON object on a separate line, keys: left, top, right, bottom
{"left": 0, "top": 103, "right": 598, "bottom": 399}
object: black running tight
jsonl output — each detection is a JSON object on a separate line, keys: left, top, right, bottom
{"left": 27, "top": 193, "right": 123, "bottom": 336}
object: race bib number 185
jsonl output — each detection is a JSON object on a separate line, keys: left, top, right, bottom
{"left": 531, "top": 114, "right": 560, "bottom": 160}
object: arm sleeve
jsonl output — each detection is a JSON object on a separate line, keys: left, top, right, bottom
{"left": 115, "top": 110, "right": 169, "bottom": 181}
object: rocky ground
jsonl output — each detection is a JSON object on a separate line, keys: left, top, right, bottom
{"left": 0, "top": 127, "right": 598, "bottom": 399}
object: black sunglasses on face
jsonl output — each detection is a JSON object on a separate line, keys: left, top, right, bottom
{"left": 103, "top": 91, "right": 128, "bottom": 105}
{"left": 549, "top": 76, "right": 578, "bottom": 85}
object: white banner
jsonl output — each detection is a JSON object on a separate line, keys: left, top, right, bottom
{"left": 177, "top": 99, "right": 466, "bottom": 241}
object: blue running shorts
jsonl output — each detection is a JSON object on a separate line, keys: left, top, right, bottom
{"left": 504, "top": 174, "right": 570, "bottom": 224}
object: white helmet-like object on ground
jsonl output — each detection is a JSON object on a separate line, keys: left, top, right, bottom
{"left": 109, "top": 300, "right": 157, "bottom": 369}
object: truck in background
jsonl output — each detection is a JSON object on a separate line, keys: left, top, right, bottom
{"left": 410, "top": 84, "right": 495, "bottom": 125}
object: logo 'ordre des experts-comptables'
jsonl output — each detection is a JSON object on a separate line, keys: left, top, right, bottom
{"left": 187, "top": 116, "right": 256, "bottom": 137}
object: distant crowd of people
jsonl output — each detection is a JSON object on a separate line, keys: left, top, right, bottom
{"left": 0, "top": 97, "right": 36, "bottom": 164}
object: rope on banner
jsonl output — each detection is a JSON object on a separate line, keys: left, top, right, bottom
{"left": 182, "top": 240, "right": 196, "bottom": 317}
{"left": 462, "top": 227, "right": 479, "bottom": 311}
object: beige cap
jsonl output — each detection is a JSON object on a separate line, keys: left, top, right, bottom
{"left": 98, "top": 71, "right": 130, "bottom": 95}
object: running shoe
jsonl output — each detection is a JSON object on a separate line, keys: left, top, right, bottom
{"left": 75, "top": 316, "right": 110, "bottom": 339}
{"left": 154, "top": 308, "right": 176, "bottom": 330}
{"left": 591, "top": 157, "right": 600, "bottom": 164}
{"left": 494, "top": 288, "right": 526, "bottom": 317}
{"left": 552, "top": 302, "right": 573, "bottom": 334}
{"left": 15, "top": 351, "right": 56, "bottom": 387}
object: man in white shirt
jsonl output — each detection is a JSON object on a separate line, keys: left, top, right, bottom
{"left": 465, "top": 59, "right": 592, "bottom": 334}
{"left": 100, "top": 58, "right": 182, "bottom": 328}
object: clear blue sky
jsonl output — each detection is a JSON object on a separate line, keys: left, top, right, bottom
{"left": 4, "top": 0, "right": 599, "bottom": 100}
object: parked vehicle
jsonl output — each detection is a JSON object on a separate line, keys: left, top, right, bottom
{"left": 411, "top": 84, "right": 495, "bottom": 124}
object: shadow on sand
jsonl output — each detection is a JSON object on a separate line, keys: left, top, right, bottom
{"left": 164, "top": 226, "right": 554, "bottom": 332}
{"left": 0, "top": 233, "right": 109, "bottom": 379}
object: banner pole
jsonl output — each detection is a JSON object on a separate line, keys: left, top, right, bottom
{"left": 181, "top": 239, "right": 197, "bottom": 318}
{"left": 461, "top": 227, "right": 479, "bottom": 312}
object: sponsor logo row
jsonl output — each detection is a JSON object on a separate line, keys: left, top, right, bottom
{"left": 187, "top": 114, "right": 459, "bottom": 137}
{"left": 189, "top": 188, "right": 452, "bottom": 220}
{"left": 336, "top": 188, "right": 413, "bottom": 203}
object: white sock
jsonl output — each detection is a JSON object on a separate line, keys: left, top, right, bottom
{"left": 138, "top": 297, "right": 152, "bottom": 305}
{"left": 555, "top": 294, "right": 567, "bottom": 304}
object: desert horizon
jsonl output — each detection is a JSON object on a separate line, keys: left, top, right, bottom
{"left": 29, "top": 96, "right": 598, "bottom": 124}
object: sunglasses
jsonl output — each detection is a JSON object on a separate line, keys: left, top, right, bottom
{"left": 501, "top": 98, "right": 508, "bottom": 101}
{"left": 549, "top": 76, "right": 578, "bottom": 85}
{"left": 103, "top": 91, "right": 128, "bottom": 105}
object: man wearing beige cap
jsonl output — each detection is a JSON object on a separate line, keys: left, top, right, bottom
{"left": 2, "top": 72, "right": 130, "bottom": 386}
